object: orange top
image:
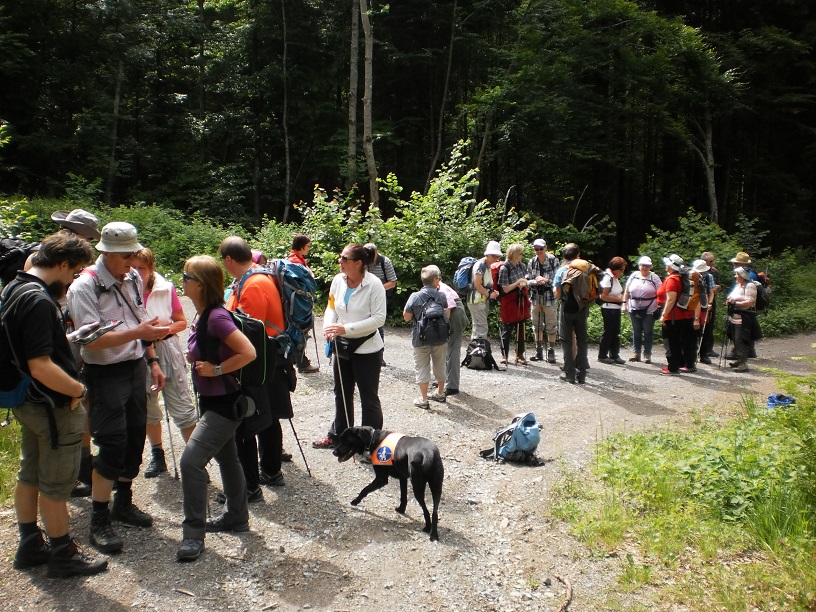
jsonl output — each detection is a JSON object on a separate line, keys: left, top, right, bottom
{"left": 226, "top": 265, "right": 285, "bottom": 336}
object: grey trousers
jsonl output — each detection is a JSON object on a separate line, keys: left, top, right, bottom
{"left": 180, "top": 407, "right": 247, "bottom": 540}
{"left": 467, "top": 300, "right": 490, "bottom": 339}
{"left": 445, "top": 305, "right": 469, "bottom": 391}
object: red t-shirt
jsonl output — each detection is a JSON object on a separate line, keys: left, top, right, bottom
{"left": 656, "top": 273, "right": 695, "bottom": 320}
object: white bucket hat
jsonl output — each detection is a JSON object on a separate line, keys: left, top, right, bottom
{"left": 484, "top": 241, "right": 502, "bottom": 257}
{"left": 96, "top": 222, "right": 143, "bottom": 253}
{"left": 691, "top": 259, "right": 710, "bottom": 274}
{"left": 637, "top": 255, "right": 652, "bottom": 267}
{"left": 662, "top": 253, "right": 684, "bottom": 271}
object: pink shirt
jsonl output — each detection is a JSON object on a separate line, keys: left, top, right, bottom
{"left": 438, "top": 281, "right": 459, "bottom": 309}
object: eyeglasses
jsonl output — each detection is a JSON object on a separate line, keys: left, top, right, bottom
{"left": 118, "top": 251, "right": 137, "bottom": 259}
{"left": 534, "top": 247, "right": 545, "bottom": 251}
{"left": 339, "top": 255, "right": 358, "bottom": 262}
{"left": 181, "top": 272, "right": 199, "bottom": 283}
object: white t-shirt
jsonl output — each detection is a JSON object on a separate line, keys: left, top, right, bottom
{"left": 600, "top": 270, "right": 623, "bottom": 310}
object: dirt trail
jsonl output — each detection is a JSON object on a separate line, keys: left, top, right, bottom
{"left": 2, "top": 315, "right": 813, "bottom": 611}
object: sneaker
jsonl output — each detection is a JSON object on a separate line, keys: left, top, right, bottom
{"left": 413, "top": 397, "right": 430, "bottom": 409}
{"left": 629, "top": 353, "right": 641, "bottom": 362}
{"left": 299, "top": 364, "right": 320, "bottom": 374}
{"left": 734, "top": 363, "right": 749, "bottom": 373}
{"left": 429, "top": 392, "right": 447, "bottom": 403}
{"left": 597, "top": 357, "right": 614, "bottom": 364}
{"left": 644, "top": 355, "right": 652, "bottom": 364}
{"left": 547, "top": 348, "right": 556, "bottom": 364}
{"left": 89, "top": 518, "right": 123, "bottom": 554}
{"left": 312, "top": 435, "right": 335, "bottom": 449}
{"left": 530, "top": 348, "right": 543, "bottom": 362}
{"left": 70, "top": 479, "right": 92, "bottom": 498}
{"left": 176, "top": 538, "right": 205, "bottom": 562}
{"left": 612, "top": 357, "right": 626, "bottom": 365}
{"left": 47, "top": 538, "right": 108, "bottom": 578}
{"left": 281, "top": 450, "right": 293, "bottom": 462}
{"left": 699, "top": 356, "right": 713, "bottom": 365}
{"left": 13, "top": 530, "right": 50, "bottom": 569}
{"left": 725, "top": 352, "right": 737, "bottom": 361}
{"left": 498, "top": 356, "right": 507, "bottom": 365}
{"left": 679, "top": 367, "right": 689, "bottom": 373}
{"left": 445, "top": 388, "right": 459, "bottom": 396}
{"left": 111, "top": 502, "right": 153, "bottom": 528}
{"left": 144, "top": 449, "right": 167, "bottom": 478}
{"left": 206, "top": 514, "right": 249, "bottom": 533}
{"left": 515, "top": 356, "right": 527, "bottom": 365}
{"left": 247, "top": 487, "right": 264, "bottom": 503}
{"left": 659, "top": 368, "right": 676, "bottom": 376}
{"left": 259, "top": 470, "right": 285, "bottom": 487}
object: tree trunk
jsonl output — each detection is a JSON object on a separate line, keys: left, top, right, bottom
{"left": 281, "top": 0, "right": 292, "bottom": 221}
{"left": 425, "top": 0, "right": 457, "bottom": 193}
{"left": 346, "top": 0, "right": 360, "bottom": 190}
{"left": 359, "top": 0, "right": 379, "bottom": 207}
{"left": 105, "top": 58, "right": 124, "bottom": 206}
{"left": 691, "top": 107, "right": 718, "bottom": 223}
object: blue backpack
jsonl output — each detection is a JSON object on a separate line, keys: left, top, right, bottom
{"left": 480, "top": 412, "right": 541, "bottom": 463}
{"left": 452, "top": 256, "right": 477, "bottom": 297}
{"left": 234, "top": 260, "right": 317, "bottom": 363}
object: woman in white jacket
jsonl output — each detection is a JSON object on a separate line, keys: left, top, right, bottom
{"left": 132, "top": 249, "right": 198, "bottom": 477}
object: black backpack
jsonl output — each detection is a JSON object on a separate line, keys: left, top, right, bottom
{"left": 461, "top": 338, "right": 500, "bottom": 371}
{"left": 196, "top": 306, "right": 275, "bottom": 388}
{"left": 0, "top": 239, "right": 39, "bottom": 286}
{"left": 417, "top": 292, "right": 450, "bottom": 346}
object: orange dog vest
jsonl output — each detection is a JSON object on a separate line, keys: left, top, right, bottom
{"left": 371, "top": 433, "right": 405, "bottom": 465}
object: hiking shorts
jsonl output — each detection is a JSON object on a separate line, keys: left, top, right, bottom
{"left": 14, "top": 400, "right": 85, "bottom": 499}
{"left": 412, "top": 344, "right": 446, "bottom": 384}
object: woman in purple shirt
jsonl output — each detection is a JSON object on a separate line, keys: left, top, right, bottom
{"left": 176, "top": 255, "right": 256, "bottom": 562}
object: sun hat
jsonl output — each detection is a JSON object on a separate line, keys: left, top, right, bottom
{"left": 730, "top": 252, "right": 751, "bottom": 264}
{"left": 51, "top": 209, "right": 101, "bottom": 240}
{"left": 251, "top": 249, "right": 265, "bottom": 264}
{"left": 734, "top": 266, "right": 750, "bottom": 280}
{"left": 662, "top": 253, "right": 684, "bottom": 271}
{"left": 637, "top": 256, "right": 652, "bottom": 267}
{"left": 484, "top": 241, "right": 502, "bottom": 257}
{"left": 96, "top": 222, "right": 143, "bottom": 253}
{"left": 532, "top": 238, "right": 546, "bottom": 249}
{"left": 691, "top": 259, "right": 710, "bottom": 274}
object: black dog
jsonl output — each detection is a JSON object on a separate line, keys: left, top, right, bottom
{"left": 333, "top": 426, "right": 444, "bottom": 541}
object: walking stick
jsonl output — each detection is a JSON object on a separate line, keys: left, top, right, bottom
{"left": 310, "top": 317, "right": 320, "bottom": 369}
{"left": 287, "top": 419, "right": 311, "bottom": 477}
{"left": 163, "top": 405, "right": 180, "bottom": 480}
{"left": 718, "top": 313, "right": 730, "bottom": 369}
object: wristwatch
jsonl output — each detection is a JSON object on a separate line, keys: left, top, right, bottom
{"left": 214, "top": 364, "right": 223, "bottom": 376}
{"left": 146, "top": 357, "right": 160, "bottom": 366}
{"left": 75, "top": 385, "right": 87, "bottom": 400}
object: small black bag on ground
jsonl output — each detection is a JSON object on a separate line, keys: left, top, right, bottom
{"left": 461, "top": 338, "right": 500, "bottom": 371}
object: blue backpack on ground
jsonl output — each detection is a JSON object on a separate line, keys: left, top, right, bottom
{"left": 235, "top": 260, "right": 317, "bottom": 363}
{"left": 452, "top": 256, "right": 477, "bottom": 297}
{"left": 480, "top": 412, "right": 541, "bottom": 463}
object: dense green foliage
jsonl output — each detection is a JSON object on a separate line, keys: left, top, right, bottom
{"left": 0, "top": 0, "right": 814, "bottom": 256}
{"left": 553, "top": 367, "right": 816, "bottom": 608}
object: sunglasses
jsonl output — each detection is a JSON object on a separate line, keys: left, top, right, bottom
{"left": 534, "top": 247, "right": 545, "bottom": 251}
{"left": 339, "top": 255, "right": 358, "bottom": 262}
{"left": 118, "top": 251, "right": 137, "bottom": 259}
{"left": 181, "top": 271, "right": 199, "bottom": 283}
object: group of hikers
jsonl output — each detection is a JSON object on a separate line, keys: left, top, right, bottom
{"left": 3, "top": 211, "right": 764, "bottom": 575}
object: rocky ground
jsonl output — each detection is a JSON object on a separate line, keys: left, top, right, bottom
{"left": 2, "top": 310, "right": 813, "bottom": 611}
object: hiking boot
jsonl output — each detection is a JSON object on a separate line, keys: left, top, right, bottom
{"left": 547, "top": 348, "right": 556, "bottom": 364}
{"left": 597, "top": 357, "right": 614, "bottom": 364}
{"left": 70, "top": 479, "right": 92, "bottom": 498}
{"left": 47, "top": 538, "right": 108, "bottom": 578}
{"left": 612, "top": 357, "right": 626, "bottom": 365}
{"left": 176, "top": 538, "right": 204, "bottom": 562}
{"left": 215, "top": 487, "right": 264, "bottom": 504}
{"left": 111, "top": 501, "right": 153, "bottom": 528}
{"left": 559, "top": 374, "right": 576, "bottom": 384}
{"left": 576, "top": 373, "right": 586, "bottom": 385}
{"left": 281, "top": 449, "right": 293, "bottom": 462}
{"left": 299, "top": 364, "right": 320, "bottom": 374}
{"left": 734, "top": 362, "right": 749, "bottom": 373}
{"left": 144, "top": 448, "right": 167, "bottom": 478}
{"left": 515, "top": 355, "right": 527, "bottom": 365}
{"left": 259, "top": 470, "right": 285, "bottom": 487}
{"left": 13, "top": 529, "right": 50, "bottom": 569}
{"left": 89, "top": 517, "right": 123, "bottom": 554}
{"left": 206, "top": 514, "right": 249, "bottom": 533}
{"left": 644, "top": 355, "right": 652, "bottom": 364}
{"left": 530, "top": 347, "right": 544, "bottom": 362}
{"left": 629, "top": 352, "right": 641, "bottom": 362}
{"left": 699, "top": 356, "right": 713, "bottom": 365}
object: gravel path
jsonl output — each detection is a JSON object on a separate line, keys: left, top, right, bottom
{"left": 3, "top": 306, "right": 812, "bottom": 611}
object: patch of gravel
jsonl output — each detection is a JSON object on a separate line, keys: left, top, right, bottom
{"left": 3, "top": 304, "right": 812, "bottom": 611}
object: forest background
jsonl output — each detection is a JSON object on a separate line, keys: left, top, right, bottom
{"left": 1, "top": 0, "right": 815, "bottom": 261}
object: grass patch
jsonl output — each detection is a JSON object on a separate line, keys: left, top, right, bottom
{"left": 552, "top": 366, "right": 816, "bottom": 608}
{"left": 0, "top": 420, "right": 20, "bottom": 505}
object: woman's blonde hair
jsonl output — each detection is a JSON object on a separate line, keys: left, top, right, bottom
{"left": 133, "top": 248, "right": 156, "bottom": 291}
{"left": 506, "top": 243, "right": 524, "bottom": 262}
{"left": 184, "top": 255, "right": 224, "bottom": 309}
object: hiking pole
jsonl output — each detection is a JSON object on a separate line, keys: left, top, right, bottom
{"left": 718, "top": 313, "right": 730, "bottom": 369}
{"left": 287, "top": 418, "right": 312, "bottom": 477}
{"left": 311, "top": 318, "right": 320, "bottom": 369}
{"left": 163, "top": 405, "right": 180, "bottom": 480}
